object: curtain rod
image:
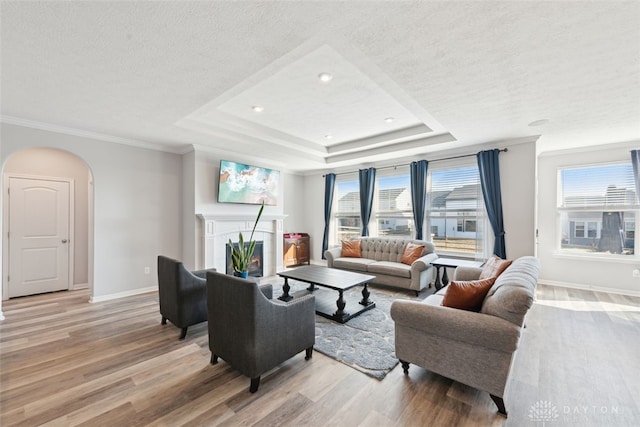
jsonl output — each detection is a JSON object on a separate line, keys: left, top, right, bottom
{"left": 322, "top": 148, "right": 508, "bottom": 177}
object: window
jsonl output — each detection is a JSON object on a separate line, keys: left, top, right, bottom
{"left": 558, "top": 162, "right": 638, "bottom": 256}
{"left": 573, "top": 221, "right": 599, "bottom": 238}
{"left": 376, "top": 174, "right": 413, "bottom": 238}
{"left": 334, "top": 179, "right": 361, "bottom": 242}
{"left": 427, "top": 165, "right": 485, "bottom": 257}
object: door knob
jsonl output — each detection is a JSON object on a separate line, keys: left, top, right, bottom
{"left": 62, "top": 239, "right": 68, "bottom": 243}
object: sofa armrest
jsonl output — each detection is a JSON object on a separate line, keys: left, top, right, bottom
{"left": 452, "top": 266, "right": 483, "bottom": 281}
{"left": 411, "top": 253, "right": 438, "bottom": 272}
{"left": 390, "top": 300, "right": 521, "bottom": 352}
{"left": 324, "top": 247, "right": 342, "bottom": 267}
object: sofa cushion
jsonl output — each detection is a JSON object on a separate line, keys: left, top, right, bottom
{"left": 341, "top": 240, "right": 362, "bottom": 258}
{"left": 401, "top": 243, "right": 425, "bottom": 265}
{"left": 480, "top": 256, "right": 540, "bottom": 326}
{"left": 441, "top": 277, "right": 496, "bottom": 312}
{"left": 361, "top": 239, "right": 398, "bottom": 262}
{"left": 367, "top": 261, "right": 412, "bottom": 279}
{"left": 333, "top": 257, "right": 376, "bottom": 272}
{"left": 479, "top": 255, "right": 512, "bottom": 279}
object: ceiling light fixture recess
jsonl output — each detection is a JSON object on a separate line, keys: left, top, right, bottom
{"left": 528, "top": 119, "right": 549, "bottom": 127}
{"left": 384, "top": 117, "right": 395, "bottom": 123}
{"left": 318, "top": 72, "right": 333, "bottom": 83}
{"left": 252, "top": 105, "right": 264, "bottom": 113}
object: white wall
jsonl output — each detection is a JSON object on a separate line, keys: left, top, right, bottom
{"left": 4, "top": 147, "right": 90, "bottom": 286}
{"left": 0, "top": 139, "right": 3, "bottom": 319}
{"left": 191, "top": 151, "right": 308, "bottom": 268}
{"left": 301, "top": 138, "right": 538, "bottom": 262}
{"left": 501, "top": 141, "right": 537, "bottom": 259}
{"left": 537, "top": 141, "right": 640, "bottom": 295}
{"left": 303, "top": 174, "right": 326, "bottom": 262}
{"left": 282, "top": 172, "right": 307, "bottom": 234}
{"left": 181, "top": 150, "right": 196, "bottom": 269}
{"left": 0, "top": 123, "right": 183, "bottom": 300}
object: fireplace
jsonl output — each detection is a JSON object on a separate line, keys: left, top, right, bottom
{"left": 197, "top": 213, "right": 285, "bottom": 276}
{"left": 225, "top": 241, "right": 264, "bottom": 277}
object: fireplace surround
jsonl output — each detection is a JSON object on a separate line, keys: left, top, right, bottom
{"left": 197, "top": 214, "right": 286, "bottom": 276}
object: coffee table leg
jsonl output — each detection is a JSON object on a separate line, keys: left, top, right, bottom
{"left": 334, "top": 290, "right": 347, "bottom": 317}
{"left": 278, "top": 277, "right": 293, "bottom": 302}
{"left": 359, "top": 283, "right": 373, "bottom": 306}
{"left": 307, "top": 283, "right": 316, "bottom": 292}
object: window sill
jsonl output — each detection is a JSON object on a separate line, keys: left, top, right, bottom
{"left": 552, "top": 252, "right": 640, "bottom": 264}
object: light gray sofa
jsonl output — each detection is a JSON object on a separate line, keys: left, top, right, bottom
{"left": 324, "top": 237, "right": 437, "bottom": 294}
{"left": 390, "top": 256, "right": 540, "bottom": 416}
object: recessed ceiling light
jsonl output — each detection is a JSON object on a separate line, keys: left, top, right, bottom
{"left": 318, "top": 72, "right": 333, "bottom": 83}
{"left": 384, "top": 117, "right": 395, "bottom": 123}
{"left": 528, "top": 119, "right": 549, "bottom": 127}
{"left": 324, "top": 134, "right": 333, "bottom": 140}
{"left": 252, "top": 105, "right": 264, "bottom": 113}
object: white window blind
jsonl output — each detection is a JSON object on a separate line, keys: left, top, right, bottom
{"left": 376, "top": 174, "right": 413, "bottom": 238}
{"left": 558, "top": 161, "right": 638, "bottom": 257}
{"left": 427, "top": 165, "right": 485, "bottom": 257}
{"left": 334, "top": 179, "right": 361, "bottom": 242}
{"left": 559, "top": 163, "right": 639, "bottom": 209}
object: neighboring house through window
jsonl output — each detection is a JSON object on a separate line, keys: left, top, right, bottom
{"left": 427, "top": 164, "right": 486, "bottom": 258}
{"left": 376, "top": 173, "right": 413, "bottom": 238}
{"left": 331, "top": 163, "right": 489, "bottom": 259}
{"left": 558, "top": 162, "right": 638, "bottom": 256}
{"left": 334, "top": 178, "right": 361, "bottom": 242}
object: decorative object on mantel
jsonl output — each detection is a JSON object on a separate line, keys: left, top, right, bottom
{"left": 229, "top": 202, "right": 265, "bottom": 278}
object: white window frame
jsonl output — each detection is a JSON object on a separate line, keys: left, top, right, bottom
{"left": 557, "top": 161, "right": 639, "bottom": 258}
{"left": 374, "top": 169, "right": 413, "bottom": 239}
{"left": 426, "top": 160, "right": 490, "bottom": 260}
{"left": 331, "top": 174, "right": 361, "bottom": 246}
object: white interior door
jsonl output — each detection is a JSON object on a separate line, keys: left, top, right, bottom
{"left": 8, "top": 177, "right": 70, "bottom": 298}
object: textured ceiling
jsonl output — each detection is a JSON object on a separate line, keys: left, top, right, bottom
{"left": 1, "top": 1, "right": 639, "bottom": 172}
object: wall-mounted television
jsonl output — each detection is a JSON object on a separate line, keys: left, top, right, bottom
{"left": 218, "top": 160, "right": 280, "bottom": 205}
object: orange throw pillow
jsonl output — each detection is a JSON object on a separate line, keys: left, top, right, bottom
{"left": 401, "top": 243, "right": 425, "bottom": 265}
{"left": 479, "top": 255, "right": 512, "bottom": 279}
{"left": 341, "top": 240, "right": 362, "bottom": 258}
{"left": 441, "top": 277, "right": 497, "bottom": 312}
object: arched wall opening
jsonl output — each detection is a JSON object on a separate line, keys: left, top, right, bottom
{"left": 2, "top": 147, "right": 94, "bottom": 300}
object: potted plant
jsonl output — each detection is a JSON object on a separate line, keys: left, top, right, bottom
{"left": 229, "top": 202, "right": 265, "bottom": 278}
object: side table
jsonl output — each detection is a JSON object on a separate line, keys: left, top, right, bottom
{"left": 432, "top": 258, "right": 484, "bottom": 291}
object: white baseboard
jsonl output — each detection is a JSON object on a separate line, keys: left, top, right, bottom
{"left": 0, "top": 310, "right": 4, "bottom": 321}
{"left": 72, "top": 283, "right": 89, "bottom": 290}
{"left": 90, "top": 286, "right": 157, "bottom": 303}
{"left": 538, "top": 279, "right": 640, "bottom": 297}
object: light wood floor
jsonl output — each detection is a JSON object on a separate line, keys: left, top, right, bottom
{"left": 1, "top": 284, "right": 639, "bottom": 426}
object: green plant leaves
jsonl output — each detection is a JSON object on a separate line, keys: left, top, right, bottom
{"left": 229, "top": 202, "right": 265, "bottom": 274}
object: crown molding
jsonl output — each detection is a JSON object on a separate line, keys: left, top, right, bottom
{"left": 0, "top": 115, "right": 187, "bottom": 155}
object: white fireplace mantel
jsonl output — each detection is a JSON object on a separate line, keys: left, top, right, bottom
{"left": 197, "top": 214, "right": 287, "bottom": 276}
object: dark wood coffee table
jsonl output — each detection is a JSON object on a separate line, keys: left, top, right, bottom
{"left": 277, "top": 265, "right": 376, "bottom": 323}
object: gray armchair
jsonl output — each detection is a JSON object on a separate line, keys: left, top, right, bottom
{"left": 206, "top": 271, "right": 315, "bottom": 393}
{"left": 157, "top": 255, "right": 215, "bottom": 340}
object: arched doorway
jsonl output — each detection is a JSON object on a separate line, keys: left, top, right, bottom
{"left": 2, "top": 147, "right": 94, "bottom": 299}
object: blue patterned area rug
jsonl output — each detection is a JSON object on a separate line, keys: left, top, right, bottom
{"left": 283, "top": 280, "right": 431, "bottom": 380}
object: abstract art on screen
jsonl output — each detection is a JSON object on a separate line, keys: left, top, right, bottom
{"left": 218, "top": 160, "right": 280, "bottom": 205}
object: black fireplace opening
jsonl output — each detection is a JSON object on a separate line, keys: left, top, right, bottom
{"left": 225, "top": 241, "right": 264, "bottom": 277}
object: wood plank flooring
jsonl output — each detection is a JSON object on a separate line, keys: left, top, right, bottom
{"left": 1, "top": 283, "right": 639, "bottom": 426}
